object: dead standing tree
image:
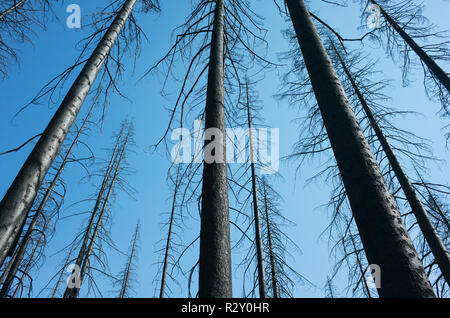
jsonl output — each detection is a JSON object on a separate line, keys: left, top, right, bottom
{"left": 145, "top": 0, "right": 272, "bottom": 298}
{"left": 259, "top": 178, "right": 307, "bottom": 298}
{"left": 322, "top": 36, "right": 450, "bottom": 296}
{"left": 331, "top": 42, "right": 450, "bottom": 286}
{"left": 229, "top": 81, "right": 306, "bottom": 298}
{"left": 0, "top": 104, "right": 95, "bottom": 298}
{"left": 245, "top": 82, "right": 267, "bottom": 298}
{"left": 63, "top": 122, "right": 133, "bottom": 298}
{"left": 157, "top": 165, "right": 182, "bottom": 298}
{"left": 279, "top": 25, "right": 449, "bottom": 296}
{"left": 197, "top": 0, "right": 233, "bottom": 298}
{"left": 357, "top": 0, "right": 450, "bottom": 118}
{"left": 282, "top": 0, "right": 434, "bottom": 297}
{"left": 0, "top": 0, "right": 57, "bottom": 78}
{"left": 0, "top": 0, "right": 159, "bottom": 268}
{"left": 117, "top": 220, "right": 140, "bottom": 298}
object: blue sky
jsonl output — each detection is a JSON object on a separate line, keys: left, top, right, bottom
{"left": 0, "top": 0, "right": 449, "bottom": 298}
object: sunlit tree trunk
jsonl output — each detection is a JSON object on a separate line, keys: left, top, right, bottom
{"left": 285, "top": 0, "right": 435, "bottom": 297}
{"left": 0, "top": 0, "right": 138, "bottom": 267}
{"left": 0, "top": 105, "right": 94, "bottom": 298}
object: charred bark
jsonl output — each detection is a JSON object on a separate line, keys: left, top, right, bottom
{"left": 334, "top": 45, "right": 450, "bottom": 286}
{"left": 199, "top": 0, "right": 232, "bottom": 298}
{"left": 0, "top": 105, "right": 94, "bottom": 298}
{"left": 285, "top": 0, "right": 435, "bottom": 298}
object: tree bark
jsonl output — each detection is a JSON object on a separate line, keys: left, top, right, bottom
{"left": 370, "top": 0, "right": 450, "bottom": 94}
{"left": 0, "top": 105, "right": 94, "bottom": 298}
{"left": 334, "top": 45, "right": 450, "bottom": 286}
{"left": 199, "top": 0, "right": 232, "bottom": 298}
{"left": 285, "top": 0, "right": 435, "bottom": 298}
{"left": 0, "top": 0, "right": 137, "bottom": 267}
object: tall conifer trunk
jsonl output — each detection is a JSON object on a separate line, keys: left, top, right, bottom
{"left": 285, "top": 0, "right": 435, "bottom": 297}
{"left": 0, "top": 0, "right": 138, "bottom": 267}
{"left": 199, "top": 0, "right": 232, "bottom": 298}
{"left": 333, "top": 45, "right": 450, "bottom": 286}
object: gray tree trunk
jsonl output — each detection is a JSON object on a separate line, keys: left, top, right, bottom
{"left": 198, "top": 0, "right": 232, "bottom": 298}
{"left": 71, "top": 134, "right": 127, "bottom": 298}
{"left": 370, "top": 0, "right": 450, "bottom": 94}
{"left": 0, "top": 105, "right": 93, "bottom": 298}
{"left": 119, "top": 221, "right": 139, "bottom": 298}
{"left": 246, "top": 83, "right": 267, "bottom": 298}
{"left": 0, "top": 0, "right": 137, "bottom": 267}
{"left": 262, "top": 180, "right": 279, "bottom": 298}
{"left": 62, "top": 127, "right": 124, "bottom": 298}
{"left": 159, "top": 168, "right": 180, "bottom": 298}
{"left": 285, "top": 0, "right": 435, "bottom": 298}
{"left": 334, "top": 46, "right": 450, "bottom": 286}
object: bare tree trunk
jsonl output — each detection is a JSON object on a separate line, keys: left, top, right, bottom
{"left": 245, "top": 82, "right": 267, "bottom": 298}
{"left": 199, "top": 0, "right": 232, "bottom": 298}
{"left": 0, "top": 105, "right": 94, "bottom": 298}
{"left": 0, "top": 0, "right": 137, "bottom": 267}
{"left": 262, "top": 180, "right": 279, "bottom": 299}
{"left": 334, "top": 45, "right": 450, "bottom": 286}
{"left": 119, "top": 221, "right": 139, "bottom": 298}
{"left": 370, "top": 0, "right": 450, "bottom": 94}
{"left": 0, "top": 0, "right": 26, "bottom": 21}
{"left": 159, "top": 168, "right": 180, "bottom": 298}
{"left": 285, "top": 0, "right": 435, "bottom": 298}
{"left": 62, "top": 127, "right": 124, "bottom": 298}
{"left": 66, "top": 131, "right": 128, "bottom": 298}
